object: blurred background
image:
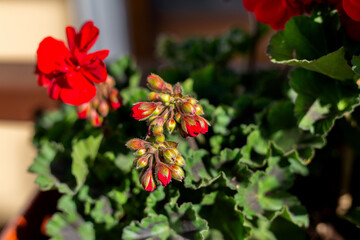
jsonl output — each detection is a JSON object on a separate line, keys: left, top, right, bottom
{"left": 0, "top": 0, "right": 272, "bottom": 233}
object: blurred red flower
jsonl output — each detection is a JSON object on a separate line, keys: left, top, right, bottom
{"left": 36, "top": 21, "right": 109, "bottom": 105}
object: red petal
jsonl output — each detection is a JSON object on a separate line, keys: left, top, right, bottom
{"left": 59, "top": 72, "right": 96, "bottom": 105}
{"left": 81, "top": 59, "right": 107, "bottom": 83}
{"left": 242, "top": 0, "right": 262, "bottom": 11}
{"left": 66, "top": 26, "right": 76, "bottom": 53}
{"left": 37, "top": 73, "right": 51, "bottom": 87}
{"left": 254, "top": 0, "right": 289, "bottom": 25}
{"left": 88, "top": 50, "right": 110, "bottom": 60}
{"left": 37, "top": 37, "right": 71, "bottom": 74}
{"left": 343, "top": 0, "right": 360, "bottom": 22}
{"left": 78, "top": 21, "right": 99, "bottom": 52}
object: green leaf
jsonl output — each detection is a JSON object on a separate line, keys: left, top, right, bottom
{"left": 199, "top": 193, "right": 251, "bottom": 240}
{"left": 240, "top": 128, "right": 268, "bottom": 168}
{"left": 165, "top": 202, "right": 209, "bottom": 239}
{"left": 268, "top": 15, "right": 327, "bottom": 61}
{"left": 341, "top": 207, "right": 360, "bottom": 226}
{"left": 122, "top": 215, "right": 170, "bottom": 240}
{"left": 46, "top": 195, "right": 95, "bottom": 240}
{"left": 71, "top": 134, "right": 103, "bottom": 192}
{"left": 290, "top": 68, "right": 360, "bottom": 135}
{"left": 28, "top": 143, "right": 75, "bottom": 194}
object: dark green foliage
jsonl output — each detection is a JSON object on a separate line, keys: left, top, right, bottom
{"left": 30, "top": 6, "right": 360, "bottom": 239}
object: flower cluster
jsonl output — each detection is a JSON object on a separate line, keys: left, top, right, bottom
{"left": 242, "top": 0, "right": 360, "bottom": 41}
{"left": 127, "top": 74, "right": 210, "bottom": 191}
{"left": 76, "top": 76, "right": 122, "bottom": 126}
{"left": 126, "top": 139, "right": 185, "bottom": 191}
{"left": 36, "top": 21, "right": 109, "bottom": 105}
{"left": 132, "top": 74, "right": 210, "bottom": 138}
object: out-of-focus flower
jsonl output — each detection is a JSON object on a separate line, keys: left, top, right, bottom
{"left": 338, "top": 0, "right": 360, "bottom": 41}
{"left": 36, "top": 21, "right": 109, "bottom": 105}
{"left": 76, "top": 76, "right": 122, "bottom": 127}
{"left": 242, "top": 0, "right": 331, "bottom": 30}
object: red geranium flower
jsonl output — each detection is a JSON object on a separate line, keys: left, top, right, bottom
{"left": 181, "top": 116, "right": 209, "bottom": 138}
{"left": 242, "top": 0, "right": 327, "bottom": 30}
{"left": 36, "top": 21, "right": 109, "bottom": 105}
{"left": 131, "top": 102, "right": 159, "bottom": 121}
{"left": 343, "top": 0, "right": 360, "bottom": 22}
{"left": 336, "top": 1, "right": 360, "bottom": 41}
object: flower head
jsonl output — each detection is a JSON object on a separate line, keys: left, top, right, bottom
{"left": 36, "top": 21, "right": 109, "bottom": 105}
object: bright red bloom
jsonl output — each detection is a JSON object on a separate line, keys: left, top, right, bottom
{"left": 181, "top": 116, "right": 209, "bottom": 138}
{"left": 157, "top": 163, "right": 171, "bottom": 187}
{"left": 131, "top": 102, "right": 158, "bottom": 120}
{"left": 36, "top": 21, "right": 109, "bottom": 105}
{"left": 336, "top": 1, "right": 360, "bottom": 41}
{"left": 142, "top": 170, "right": 156, "bottom": 191}
{"left": 343, "top": 0, "right": 360, "bottom": 22}
{"left": 242, "top": 0, "right": 325, "bottom": 30}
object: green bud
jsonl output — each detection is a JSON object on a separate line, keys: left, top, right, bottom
{"left": 169, "top": 165, "right": 185, "bottom": 181}
{"left": 136, "top": 156, "right": 149, "bottom": 168}
{"left": 136, "top": 148, "right": 147, "bottom": 156}
{"left": 155, "top": 134, "right": 165, "bottom": 143}
{"left": 166, "top": 119, "right": 176, "bottom": 134}
{"left": 153, "top": 124, "right": 164, "bottom": 136}
{"left": 194, "top": 104, "right": 204, "bottom": 115}
{"left": 182, "top": 102, "right": 195, "bottom": 115}
{"left": 175, "top": 113, "right": 182, "bottom": 123}
{"left": 188, "top": 98, "right": 197, "bottom": 105}
{"left": 148, "top": 92, "right": 159, "bottom": 101}
{"left": 160, "top": 93, "right": 170, "bottom": 103}
{"left": 174, "top": 155, "right": 185, "bottom": 166}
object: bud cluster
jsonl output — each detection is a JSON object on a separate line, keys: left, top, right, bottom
{"left": 77, "top": 76, "right": 122, "bottom": 126}
{"left": 131, "top": 74, "right": 210, "bottom": 138}
{"left": 127, "top": 74, "right": 210, "bottom": 191}
{"left": 126, "top": 138, "right": 185, "bottom": 191}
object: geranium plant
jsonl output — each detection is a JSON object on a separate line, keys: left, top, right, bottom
{"left": 29, "top": 1, "right": 360, "bottom": 239}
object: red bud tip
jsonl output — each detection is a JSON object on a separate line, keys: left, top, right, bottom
{"left": 142, "top": 170, "right": 156, "bottom": 191}
{"left": 90, "top": 109, "right": 102, "bottom": 127}
{"left": 157, "top": 163, "right": 171, "bottom": 187}
{"left": 126, "top": 138, "right": 147, "bottom": 150}
{"left": 77, "top": 102, "right": 91, "bottom": 119}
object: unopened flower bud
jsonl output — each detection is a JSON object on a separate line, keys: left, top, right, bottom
{"left": 106, "top": 75, "right": 116, "bottom": 87}
{"left": 163, "top": 148, "right": 177, "bottom": 162}
{"left": 148, "top": 92, "right": 159, "bottom": 101}
{"left": 188, "top": 98, "right": 197, "bottom": 105}
{"left": 174, "top": 155, "right": 185, "bottom": 166}
{"left": 147, "top": 74, "right": 167, "bottom": 92}
{"left": 109, "top": 89, "right": 121, "bottom": 110}
{"left": 153, "top": 124, "right": 164, "bottom": 136}
{"left": 194, "top": 104, "right": 204, "bottom": 115}
{"left": 156, "top": 163, "right": 171, "bottom": 187}
{"left": 136, "top": 156, "right": 149, "bottom": 168}
{"left": 98, "top": 101, "right": 109, "bottom": 117}
{"left": 141, "top": 169, "right": 156, "bottom": 191}
{"left": 155, "top": 134, "right": 165, "bottom": 143}
{"left": 90, "top": 109, "right": 102, "bottom": 127}
{"left": 77, "top": 102, "right": 91, "bottom": 119}
{"left": 136, "top": 148, "right": 147, "bottom": 156}
{"left": 169, "top": 165, "right": 185, "bottom": 181}
{"left": 92, "top": 97, "right": 100, "bottom": 108}
{"left": 175, "top": 113, "right": 182, "bottom": 123}
{"left": 153, "top": 105, "right": 164, "bottom": 116}
{"left": 166, "top": 119, "right": 176, "bottom": 134}
{"left": 160, "top": 93, "right": 170, "bottom": 103}
{"left": 126, "top": 139, "right": 147, "bottom": 150}
{"left": 182, "top": 102, "right": 195, "bottom": 115}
